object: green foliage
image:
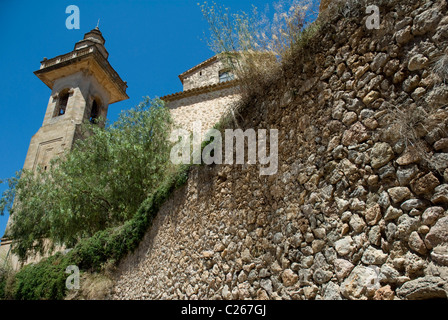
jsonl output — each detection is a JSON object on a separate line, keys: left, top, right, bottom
{"left": 1, "top": 97, "right": 173, "bottom": 261}
{"left": 12, "top": 252, "right": 76, "bottom": 300}
{"left": 0, "top": 248, "right": 14, "bottom": 300}
{"left": 0, "top": 175, "right": 24, "bottom": 217}
{"left": 0, "top": 172, "right": 20, "bottom": 228}
{"left": 0, "top": 271, "right": 6, "bottom": 298}
{"left": 3, "top": 164, "right": 191, "bottom": 300}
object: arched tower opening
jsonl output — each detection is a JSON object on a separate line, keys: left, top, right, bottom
{"left": 89, "top": 98, "right": 101, "bottom": 124}
{"left": 54, "top": 89, "right": 71, "bottom": 117}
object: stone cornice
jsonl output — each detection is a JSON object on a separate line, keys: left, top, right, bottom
{"left": 0, "top": 237, "right": 12, "bottom": 246}
{"left": 34, "top": 45, "right": 129, "bottom": 104}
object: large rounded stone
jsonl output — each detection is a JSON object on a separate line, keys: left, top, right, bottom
{"left": 425, "top": 217, "right": 448, "bottom": 248}
{"left": 397, "top": 276, "right": 447, "bottom": 300}
{"left": 341, "top": 266, "right": 380, "bottom": 300}
{"left": 281, "top": 269, "right": 298, "bottom": 287}
{"left": 371, "top": 142, "right": 394, "bottom": 169}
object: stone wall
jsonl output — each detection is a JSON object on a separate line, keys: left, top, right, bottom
{"left": 112, "top": 0, "right": 448, "bottom": 300}
{"left": 182, "top": 58, "right": 230, "bottom": 91}
{"left": 167, "top": 86, "right": 240, "bottom": 136}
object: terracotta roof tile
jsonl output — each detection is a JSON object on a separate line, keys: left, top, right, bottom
{"left": 178, "top": 55, "right": 219, "bottom": 84}
{"left": 161, "top": 79, "right": 239, "bottom": 102}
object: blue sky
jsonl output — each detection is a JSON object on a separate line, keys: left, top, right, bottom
{"left": 0, "top": 0, "right": 319, "bottom": 237}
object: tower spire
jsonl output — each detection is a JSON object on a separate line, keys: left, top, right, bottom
{"left": 96, "top": 19, "right": 100, "bottom": 29}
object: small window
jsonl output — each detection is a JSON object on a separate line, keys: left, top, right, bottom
{"left": 55, "top": 91, "right": 69, "bottom": 117}
{"left": 90, "top": 100, "right": 99, "bottom": 124}
{"left": 200, "top": 71, "right": 202, "bottom": 76}
{"left": 219, "top": 69, "right": 234, "bottom": 83}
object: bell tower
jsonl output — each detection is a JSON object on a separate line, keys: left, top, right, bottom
{"left": 24, "top": 27, "right": 129, "bottom": 171}
{"left": 0, "top": 28, "right": 128, "bottom": 266}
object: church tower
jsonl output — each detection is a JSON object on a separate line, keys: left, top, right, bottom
{"left": 0, "top": 28, "right": 128, "bottom": 267}
{"left": 25, "top": 27, "right": 129, "bottom": 171}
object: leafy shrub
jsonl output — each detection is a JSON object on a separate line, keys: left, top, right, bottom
{"left": 5, "top": 163, "right": 191, "bottom": 300}
{"left": 12, "top": 252, "right": 75, "bottom": 300}
{"left": 0, "top": 270, "right": 6, "bottom": 299}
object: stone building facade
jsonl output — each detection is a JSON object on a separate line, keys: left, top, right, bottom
{"left": 0, "top": 27, "right": 128, "bottom": 269}
{"left": 161, "top": 55, "right": 241, "bottom": 136}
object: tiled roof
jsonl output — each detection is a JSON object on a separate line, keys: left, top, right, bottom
{"left": 161, "top": 79, "right": 239, "bottom": 102}
{"left": 178, "top": 55, "right": 219, "bottom": 84}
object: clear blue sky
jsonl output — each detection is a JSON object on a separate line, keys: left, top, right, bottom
{"left": 0, "top": 0, "right": 320, "bottom": 237}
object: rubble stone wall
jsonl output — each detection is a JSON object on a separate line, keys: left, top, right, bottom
{"left": 112, "top": 0, "right": 448, "bottom": 300}
{"left": 182, "top": 59, "right": 228, "bottom": 91}
{"left": 167, "top": 86, "right": 240, "bottom": 136}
